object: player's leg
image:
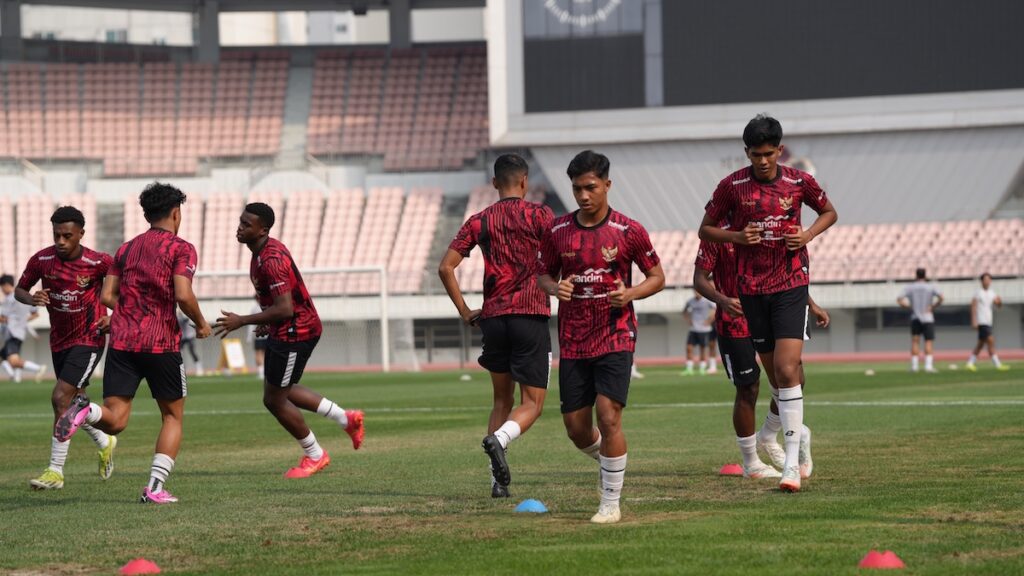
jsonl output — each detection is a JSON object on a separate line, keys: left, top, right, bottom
{"left": 708, "top": 330, "right": 719, "bottom": 374}
{"left": 698, "top": 337, "right": 708, "bottom": 375}
{"left": 560, "top": 358, "right": 600, "bottom": 454}
{"left": 6, "top": 339, "right": 46, "bottom": 382}
{"left": 923, "top": 325, "right": 937, "bottom": 372}
{"left": 983, "top": 327, "right": 1006, "bottom": 369}
{"left": 764, "top": 286, "right": 810, "bottom": 492}
{"left": 138, "top": 351, "right": 188, "bottom": 503}
{"left": 283, "top": 338, "right": 363, "bottom": 450}
{"left": 721, "top": 336, "right": 777, "bottom": 478}
{"left": 254, "top": 344, "right": 266, "bottom": 379}
{"left": 967, "top": 328, "right": 984, "bottom": 370}
{"left": 910, "top": 330, "right": 921, "bottom": 372}
{"left": 684, "top": 337, "right": 695, "bottom": 375}
{"left": 492, "top": 316, "right": 550, "bottom": 443}
{"left": 590, "top": 352, "right": 632, "bottom": 524}
{"left": 262, "top": 339, "right": 332, "bottom": 477}
{"left": 55, "top": 349, "right": 137, "bottom": 441}
{"left": 185, "top": 340, "right": 204, "bottom": 376}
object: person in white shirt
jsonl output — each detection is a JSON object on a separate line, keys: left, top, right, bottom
{"left": 897, "top": 268, "right": 943, "bottom": 373}
{"left": 0, "top": 274, "right": 47, "bottom": 382}
{"left": 966, "top": 272, "right": 1009, "bottom": 371}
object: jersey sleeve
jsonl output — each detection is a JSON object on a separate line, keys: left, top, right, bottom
{"left": 448, "top": 216, "right": 478, "bottom": 257}
{"left": 260, "top": 255, "right": 295, "bottom": 298}
{"left": 172, "top": 242, "right": 198, "bottom": 280}
{"left": 703, "top": 179, "right": 734, "bottom": 223}
{"left": 802, "top": 173, "right": 830, "bottom": 213}
{"left": 16, "top": 254, "right": 42, "bottom": 291}
{"left": 98, "top": 252, "right": 114, "bottom": 277}
{"left": 627, "top": 223, "right": 660, "bottom": 273}
{"left": 694, "top": 240, "right": 718, "bottom": 272}
{"left": 536, "top": 225, "right": 561, "bottom": 278}
{"left": 109, "top": 244, "right": 126, "bottom": 278}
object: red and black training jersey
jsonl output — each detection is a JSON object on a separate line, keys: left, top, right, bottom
{"left": 17, "top": 245, "right": 112, "bottom": 352}
{"left": 109, "top": 228, "right": 198, "bottom": 353}
{"left": 694, "top": 236, "right": 749, "bottom": 339}
{"left": 704, "top": 165, "right": 830, "bottom": 296}
{"left": 250, "top": 237, "right": 322, "bottom": 342}
{"left": 449, "top": 197, "right": 553, "bottom": 319}
{"left": 537, "top": 209, "right": 660, "bottom": 360}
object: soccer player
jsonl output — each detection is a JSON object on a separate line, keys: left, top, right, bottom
{"left": 55, "top": 182, "right": 211, "bottom": 504}
{"left": 699, "top": 115, "right": 838, "bottom": 492}
{"left": 247, "top": 303, "right": 268, "bottom": 379}
{"left": 682, "top": 290, "right": 716, "bottom": 376}
{"left": 694, "top": 227, "right": 829, "bottom": 479}
{"left": 966, "top": 272, "right": 1008, "bottom": 371}
{"left": 213, "top": 202, "right": 364, "bottom": 479}
{"left": 18, "top": 206, "right": 117, "bottom": 490}
{"left": 1, "top": 275, "right": 47, "bottom": 382}
{"left": 537, "top": 150, "right": 665, "bottom": 523}
{"left": 897, "top": 268, "right": 943, "bottom": 373}
{"left": 438, "top": 153, "right": 553, "bottom": 499}
{"left": 178, "top": 311, "right": 204, "bottom": 376}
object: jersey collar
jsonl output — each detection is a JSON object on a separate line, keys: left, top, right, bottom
{"left": 572, "top": 207, "right": 613, "bottom": 230}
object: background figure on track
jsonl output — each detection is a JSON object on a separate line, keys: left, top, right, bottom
{"left": 178, "top": 311, "right": 204, "bottom": 376}
{"left": 897, "top": 267, "right": 943, "bottom": 373}
{"left": 247, "top": 303, "right": 268, "bottom": 379}
{"left": 966, "top": 272, "right": 1009, "bottom": 371}
{"left": 1, "top": 274, "right": 47, "bottom": 382}
{"left": 682, "top": 290, "right": 716, "bottom": 376}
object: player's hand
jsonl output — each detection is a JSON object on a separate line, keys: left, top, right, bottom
{"left": 32, "top": 289, "right": 51, "bottom": 306}
{"left": 461, "top": 308, "right": 482, "bottom": 326}
{"left": 784, "top": 225, "right": 810, "bottom": 251}
{"left": 255, "top": 324, "right": 270, "bottom": 338}
{"left": 93, "top": 315, "right": 111, "bottom": 334}
{"left": 971, "top": 321, "right": 978, "bottom": 329}
{"left": 196, "top": 321, "right": 213, "bottom": 339}
{"left": 717, "top": 296, "right": 744, "bottom": 318}
{"left": 213, "top": 310, "right": 243, "bottom": 338}
{"left": 609, "top": 279, "right": 632, "bottom": 309}
{"left": 810, "top": 301, "right": 830, "bottom": 328}
{"left": 556, "top": 277, "right": 574, "bottom": 302}
{"left": 735, "top": 224, "right": 762, "bottom": 246}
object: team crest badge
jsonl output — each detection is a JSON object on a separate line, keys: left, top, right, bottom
{"left": 76, "top": 274, "right": 90, "bottom": 288}
{"left": 601, "top": 245, "right": 618, "bottom": 262}
{"left": 779, "top": 196, "right": 793, "bottom": 211}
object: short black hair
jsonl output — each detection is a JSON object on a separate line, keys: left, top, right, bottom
{"left": 140, "top": 182, "right": 187, "bottom": 223}
{"left": 51, "top": 206, "right": 85, "bottom": 228}
{"left": 245, "top": 202, "right": 276, "bottom": 230}
{"left": 567, "top": 150, "right": 610, "bottom": 180}
{"left": 980, "top": 272, "right": 992, "bottom": 281}
{"left": 0, "top": 274, "right": 13, "bottom": 286}
{"left": 493, "top": 154, "right": 529, "bottom": 188}
{"left": 743, "top": 114, "right": 783, "bottom": 148}
{"left": 915, "top": 268, "right": 927, "bottom": 280}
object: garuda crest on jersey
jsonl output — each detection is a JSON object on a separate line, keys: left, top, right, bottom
{"left": 779, "top": 196, "right": 793, "bottom": 211}
{"left": 601, "top": 245, "right": 618, "bottom": 263}
{"left": 76, "top": 274, "right": 91, "bottom": 288}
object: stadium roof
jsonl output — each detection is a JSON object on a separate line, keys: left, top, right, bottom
{"left": 21, "top": 0, "right": 483, "bottom": 12}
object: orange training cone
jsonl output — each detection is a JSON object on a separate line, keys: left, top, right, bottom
{"left": 718, "top": 463, "right": 743, "bottom": 476}
{"left": 858, "top": 550, "right": 905, "bottom": 569}
{"left": 119, "top": 558, "right": 162, "bottom": 575}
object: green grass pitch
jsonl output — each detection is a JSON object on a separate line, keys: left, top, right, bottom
{"left": 1, "top": 363, "right": 1021, "bottom": 575}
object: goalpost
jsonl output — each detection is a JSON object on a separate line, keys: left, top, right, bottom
{"left": 193, "top": 266, "right": 395, "bottom": 373}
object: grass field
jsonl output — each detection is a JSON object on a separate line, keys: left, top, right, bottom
{"left": 1, "top": 362, "right": 1022, "bottom": 575}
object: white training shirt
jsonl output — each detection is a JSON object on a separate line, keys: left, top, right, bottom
{"left": 900, "top": 281, "right": 941, "bottom": 323}
{"left": 974, "top": 288, "right": 997, "bottom": 327}
{"left": 684, "top": 297, "right": 716, "bottom": 334}
{"left": 1, "top": 292, "right": 37, "bottom": 341}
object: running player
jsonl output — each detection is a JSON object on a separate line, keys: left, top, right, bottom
{"left": 56, "top": 182, "right": 211, "bottom": 504}
{"left": 1, "top": 275, "right": 47, "bottom": 382}
{"left": 897, "top": 268, "right": 943, "bottom": 373}
{"left": 439, "top": 153, "right": 553, "bottom": 498}
{"left": 538, "top": 150, "right": 665, "bottom": 523}
{"left": 966, "top": 272, "right": 1008, "bottom": 371}
{"left": 694, "top": 227, "right": 829, "bottom": 479}
{"left": 682, "top": 290, "right": 716, "bottom": 376}
{"left": 699, "top": 115, "right": 838, "bottom": 492}
{"left": 18, "top": 206, "right": 116, "bottom": 490}
{"left": 213, "top": 202, "right": 364, "bottom": 479}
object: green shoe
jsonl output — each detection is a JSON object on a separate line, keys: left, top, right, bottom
{"left": 98, "top": 435, "right": 117, "bottom": 480}
{"left": 30, "top": 468, "right": 64, "bottom": 490}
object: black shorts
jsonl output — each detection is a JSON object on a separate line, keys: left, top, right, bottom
{"left": 717, "top": 336, "right": 760, "bottom": 387}
{"left": 911, "top": 319, "right": 936, "bottom": 341}
{"left": 709, "top": 326, "right": 718, "bottom": 342}
{"left": 266, "top": 336, "right": 319, "bottom": 387}
{"left": 977, "top": 325, "right": 992, "bottom": 341}
{"left": 103, "top": 348, "right": 186, "bottom": 401}
{"left": 254, "top": 338, "right": 268, "bottom": 351}
{"left": 53, "top": 346, "right": 104, "bottom": 389}
{"left": 558, "top": 351, "right": 633, "bottom": 414}
{"left": 687, "top": 331, "right": 711, "bottom": 348}
{"left": 739, "top": 285, "right": 810, "bottom": 353}
{"left": 1, "top": 337, "right": 23, "bottom": 359}
{"left": 478, "top": 315, "right": 551, "bottom": 388}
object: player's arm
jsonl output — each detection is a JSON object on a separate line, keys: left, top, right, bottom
{"left": 609, "top": 264, "right": 665, "bottom": 309}
{"left": 808, "top": 295, "right": 830, "bottom": 328}
{"left": 896, "top": 288, "right": 910, "bottom": 309}
{"left": 994, "top": 293, "right": 1002, "bottom": 308}
{"left": 785, "top": 199, "right": 838, "bottom": 250}
{"left": 15, "top": 286, "right": 46, "bottom": 307}
{"left": 438, "top": 249, "right": 480, "bottom": 326}
{"left": 174, "top": 275, "right": 211, "bottom": 338}
{"left": 100, "top": 275, "right": 120, "bottom": 309}
{"left": 215, "top": 292, "right": 293, "bottom": 338}
{"left": 707, "top": 304, "right": 717, "bottom": 325}
{"left": 930, "top": 292, "right": 944, "bottom": 312}
{"left": 970, "top": 297, "right": 978, "bottom": 328}
{"left": 698, "top": 213, "right": 761, "bottom": 246}
{"left": 693, "top": 268, "right": 743, "bottom": 318}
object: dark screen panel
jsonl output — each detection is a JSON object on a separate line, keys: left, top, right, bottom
{"left": 662, "top": 0, "right": 1024, "bottom": 106}
{"left": 524, "top": 35, "right": 645, "bottom": 113}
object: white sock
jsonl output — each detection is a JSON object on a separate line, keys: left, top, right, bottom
{"left": 737, "top": 434, "right": 760, "bottom": 468}
{"left": 599, "top": 453, "right": 627, "bottom": 506}
{"left": 14, "top": 369, "right": 22, "bottom": 382}
{"left": 580, "top": 435, "right": 601, "bottom": 460}
{"left": 49, "top": 437, "right": 71, "bottom": 474}
{"left": 760, "top": 411, "right": 782, "bottom": 440}
{"left": 699, "top": 360, "right": 707, "bottom": 371}
{"left": 493, "top": 420, "right": 521, "bottom": 450}
{"left": 992, "top": 355, "right": 1002, "bottom": 367}
{"left": 911, "top": 356, "right": 920, "bottom": 371}
{"left": 925, "top": 355, "right": 934, "bottom": 370}
{"left": 316, "top": 398, "right": 348, "bottom": 428}
{"left": 967, "top": 354, "right": 977, "bottom": 365}
{"left": 196, "top": 362, "right": 204, "bottom": 376}
{"left": 777, "top": 386, "right": 804, "bottom": 471}
{"left": 24, "top": 361, "right": 42, "bottom": 372}
{"left": 709, "top": 357, "right": 717, "bottom": 371}
{"left": 81, "top": 423, "right": 110, "bottom": 449}
{"left": 0, "top": 360, "right": 13, "bottom": 377}
{"left": 85, "top": 402, "right": 103, "bottom": 425}
{"left": 686, "top": 360, "right": 694, "bottom": 370}
{"left": 258, "top": 365, "right": 265, "bottom": 378}
{"left": 147, "top": 453, "right": 175, "bottom": 492}
{"left": 298, "top": 431, "right": 324, "bottom": 460}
